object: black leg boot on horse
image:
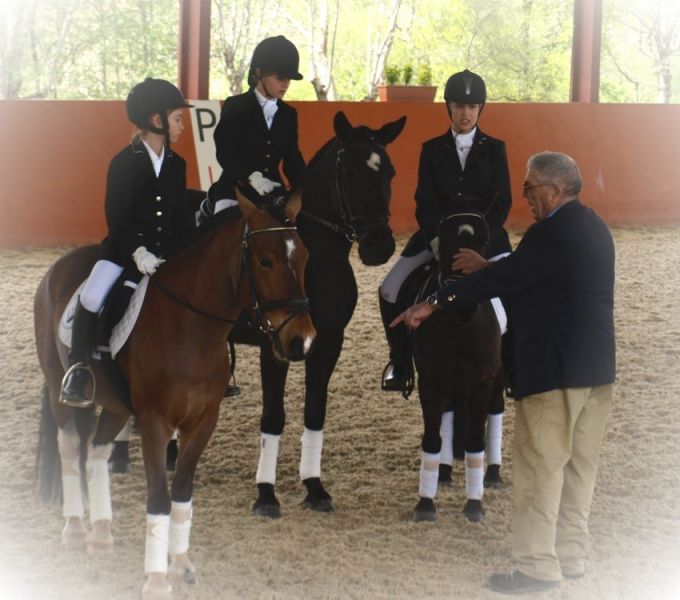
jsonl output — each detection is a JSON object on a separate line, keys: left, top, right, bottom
{"left": 379, "top": 294, "right": 414, "bottom": 396}
{"left": 61, "top": 299, "right": 99, "bottom": 407}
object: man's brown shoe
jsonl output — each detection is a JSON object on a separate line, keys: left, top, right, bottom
{"left": 489, "top": 570, "right": 559, "bottom": 594}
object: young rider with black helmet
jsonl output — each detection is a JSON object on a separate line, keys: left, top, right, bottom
{"left": 199, "top": 35, "right": 306, "bottom": 218}
{"left": 379, "top": 69, "right": 513, "bottom": 394}
{"left": 61, "top": 78, "right": 195, "bottom": 406}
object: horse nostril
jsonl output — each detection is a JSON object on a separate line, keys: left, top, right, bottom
{"left": 289, "top": 336, "right": 305, "bottom": 362}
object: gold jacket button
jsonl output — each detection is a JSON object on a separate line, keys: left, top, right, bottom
{"left": 155, "top": 196, "right": 161, "bottom": 201}
{"left": 447, "top": 294, "right": 456, "bottom": 302}
{"left": 156, "top": 226, "right": 162, "bottom": 232}
{"left": 156, "top": 211, "right": 162, "bottom": 216}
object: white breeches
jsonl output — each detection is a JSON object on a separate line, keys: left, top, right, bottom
{"left": 379, "top": 249, "right": 433, "bottom": 303}
{"left": 80, "top": 260, "right": 124, "bottom": 313}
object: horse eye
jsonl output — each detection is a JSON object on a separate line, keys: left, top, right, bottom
{"left": 258, "top": 256, "right": 273, "bottom": 268}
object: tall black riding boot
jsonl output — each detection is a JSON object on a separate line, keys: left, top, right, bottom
{"left": 61, "top": 299, "right": 99, "bottom": 407}
{"left": 379, "top": 294, "right": 413, "bottom": 395}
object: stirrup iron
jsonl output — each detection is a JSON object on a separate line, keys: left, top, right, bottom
{"left": 59, "top": 363, "right": 96, "bottom": 408}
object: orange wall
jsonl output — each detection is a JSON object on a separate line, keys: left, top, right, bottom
{"left": 1, "top": 100, "right": 679, "bottom": 247}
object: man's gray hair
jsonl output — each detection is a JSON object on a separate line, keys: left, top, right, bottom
{"left": 528, "top": 151, "right": 582, "bottom": 199}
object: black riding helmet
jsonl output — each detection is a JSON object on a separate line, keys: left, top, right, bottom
{"left": 126, "top": 78, "right": 193, "bottom": 141}
{"left": 247, "top": 36, "right": 303, "bottom": 88}
{"left": 444, "top": 69, "right": 486, "bottom": 117}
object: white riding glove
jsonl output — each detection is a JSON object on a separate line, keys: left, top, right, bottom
{"left": 248, "top": 171, "right": 281, "bottom": 196}
{"left": 132, "top": 246, "right": 165, "bottom": 275}
{"left": 430, "top": 236, "right": 440, "bottom": 261}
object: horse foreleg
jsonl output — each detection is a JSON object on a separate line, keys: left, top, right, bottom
{"left": 139, "top": 416, "right": 173, "bottom": 600}
{"left": 413, "top": 377, "right": 442, "bottom": 523}
{"left": 167, "top": 407, "right": 220, "bottom": 589}
{"left": 84, "top": 409, "right": 128, "bottom": 553}
{"left": 484, "top": 373, "right": 505, "bottom": 489}
{"left": 253, "top": 343, "right": 288, "bottom": 518}
{"left": 462, "top": 384, "right": 493, "bottom": 523}
{"left": 57, "top": 418, "right": 87, "bottom": 546}
{"left": 299, "top": 330, "right": 343, "bottom": 513}
{"left": 438, "top": 410, "right": 454, "bottom": 485}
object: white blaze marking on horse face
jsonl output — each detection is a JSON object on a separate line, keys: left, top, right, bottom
{"left": 285, "top": 239, "right": 296, "bottom": 263}
{"left": 458, "top": 224, "right": 475, "bottom": 237}
{"left": 366, "top": 152, "right": 381, "bottom": 172}
{"left": 303, "top": 336, "right": 314, "bottom": 355}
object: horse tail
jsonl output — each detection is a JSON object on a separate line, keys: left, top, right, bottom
{"left": 36, "top": 382, "right": 61, "bottom": 505}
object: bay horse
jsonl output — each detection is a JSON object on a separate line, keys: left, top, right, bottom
{"left": 229, "top": 111, "right": 406, "bottom": 517}
{"left": 409, "top": 207, "right": 503, "bottom": 523}
{"left": 34, "top": 191, "right": 315, "bottom": 598}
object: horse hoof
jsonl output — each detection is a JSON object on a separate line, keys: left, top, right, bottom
{"left": 438, "top": 464, "right": 453, "bottom": 486}
{"left": 252, "top": 502, "right": 281, "bottom": 519}
{"left": 302, "top": 497, "right": 335, "bottom": 513}
{"left": 142, "top": 575, "right": 172, "bottom": 600}
{"left": 301, "top": 478, "right": 334, "bottom": 513}
{"left": 463, "top": 499, "right": 485, "bottom": 523}
{"left": 86, "top": 521, "right": 113, "bottom": 554}
{"left": 168, "top": 566, "right": 197, "bottom": 587}
{"left": 412, "top": 498, "right": 436, "bottom": 522}
{"left": 252, "top": 483, "right": 281, "bottom": 518}
{"left": 61, "top": 518, "right": 87, "bottom": 547}
{"left": 484, "top": 464, "right": 503, "bottom": 489}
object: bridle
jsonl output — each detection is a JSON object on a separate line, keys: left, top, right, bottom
{"left": 152, "top": 223, "right": 310, "bottom": 341}
{"left": 300, "top": 139, "right": 391, "bottom": 244}
{"left": 439, "top": 211, "right": 490, "bottom": 285}
{"left": 240, "top": 225, "right": 310, "bottom": 336}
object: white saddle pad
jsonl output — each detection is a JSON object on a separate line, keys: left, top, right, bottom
{"left": 58, "top": 276, "right": 150, "bottom": 359}
{"left": 490, "top": 297, "right": 507, "bottom": 335}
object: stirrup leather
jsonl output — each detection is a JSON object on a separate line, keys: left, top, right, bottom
{"left": 59, "top": 363, "right": 96, "bottom": 408}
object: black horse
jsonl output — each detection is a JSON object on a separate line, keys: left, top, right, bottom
{"left": 408, "top": 207, "right": 503, "bottom": 523}
{"left": 230, "top": 111, "right": 406, "bottom": 517}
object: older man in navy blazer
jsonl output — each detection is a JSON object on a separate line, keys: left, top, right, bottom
{"left": 393, "top": 151, "right": 615, "bottom": 594}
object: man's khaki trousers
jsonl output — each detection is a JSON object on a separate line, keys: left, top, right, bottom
{"left": 512, "top": 384, "right": 612, "bottom": 581}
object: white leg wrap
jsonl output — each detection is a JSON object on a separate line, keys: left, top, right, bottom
{"left": 486, "top": 412, "right": 504, "bottom": 465}
{"left": 114, "top": 419, "right": 131, "bottom": 442}
{"left": 256, "top": 433, "right": 280, "bottom": 484}
{"left": 169, "top": 500, "right": 192, "bottom": 556}
{"left": 439, "top": 411, "right": 454, "bottom": 466}
{"left": 465, "top": 451, "right": 485, "bottom": 501}
{"left": 145, "top": 514, "right": 170, "bottom": 574}
{"left": 86, "top": 442, "right": 113, "bottom": 523}
{"left": 299, "top": 428, "right": 323, "bottom": 481}
{"left": 58, "top": 424, "right": 84, "bottom": 518}
{"left": 418, "top": 451, "right": 440, "bottom": 499}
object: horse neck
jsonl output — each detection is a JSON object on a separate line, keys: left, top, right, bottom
{"left": 162, "top": 217, "right": 245, "bottom": 314}
{"left": 300, "top": 139, "right": 352, "bottom": 262}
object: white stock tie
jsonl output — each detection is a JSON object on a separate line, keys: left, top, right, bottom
{"left": 263, "top": 100, "right": 278, "bottom": 130}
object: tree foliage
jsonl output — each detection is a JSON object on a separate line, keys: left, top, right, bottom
{"left": 1, "top": 0, "right": 678, "bottom": 103}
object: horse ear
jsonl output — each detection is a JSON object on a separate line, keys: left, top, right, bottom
{"left": 333, "top": 111, "right": 352, "bottom": 143}
{"left": 376, "top": 115, "right": 407, "bottom": 145}
{"left": 285, "top": 189, "right": 303, "bottom": 222}
{"left": 235, "top": 186, "right": 258, "bottom": 222}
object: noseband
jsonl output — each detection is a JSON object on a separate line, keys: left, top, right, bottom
{"left": 153, "top": 224, "right": 310, "bottom": 342}
{"left": 301, "top": 140, "right": 391, "bottom": 244}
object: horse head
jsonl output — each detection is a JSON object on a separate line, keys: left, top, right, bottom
{"left": 438, "top": 196, "right": 490, "bottom": 283}
{"left": 328, "top": 110, "right": 406, "bottom": 266}
{"left": 236, "top": 189, "right": 316, "bottom": 362}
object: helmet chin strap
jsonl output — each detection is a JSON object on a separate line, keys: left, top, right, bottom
{"left": 256, "top": 71, "right": 276, "bottom": 99}
{"left": 147, "top": 112, "right": 171, "bottom": 148}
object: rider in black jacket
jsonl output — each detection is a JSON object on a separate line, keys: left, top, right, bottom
{"left": 379, "top": 69, "right": 512, "bottom": 392}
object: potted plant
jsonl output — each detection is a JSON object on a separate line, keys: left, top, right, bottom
{"left": 377, "top": 62, "right": 437, "bottom": 102}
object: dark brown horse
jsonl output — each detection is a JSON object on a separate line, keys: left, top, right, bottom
{"left": 35, "top": 192, "right": 315, "bottom": 598}
{"left": 409, "top": 208, "right": 503, "bottom": 523}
